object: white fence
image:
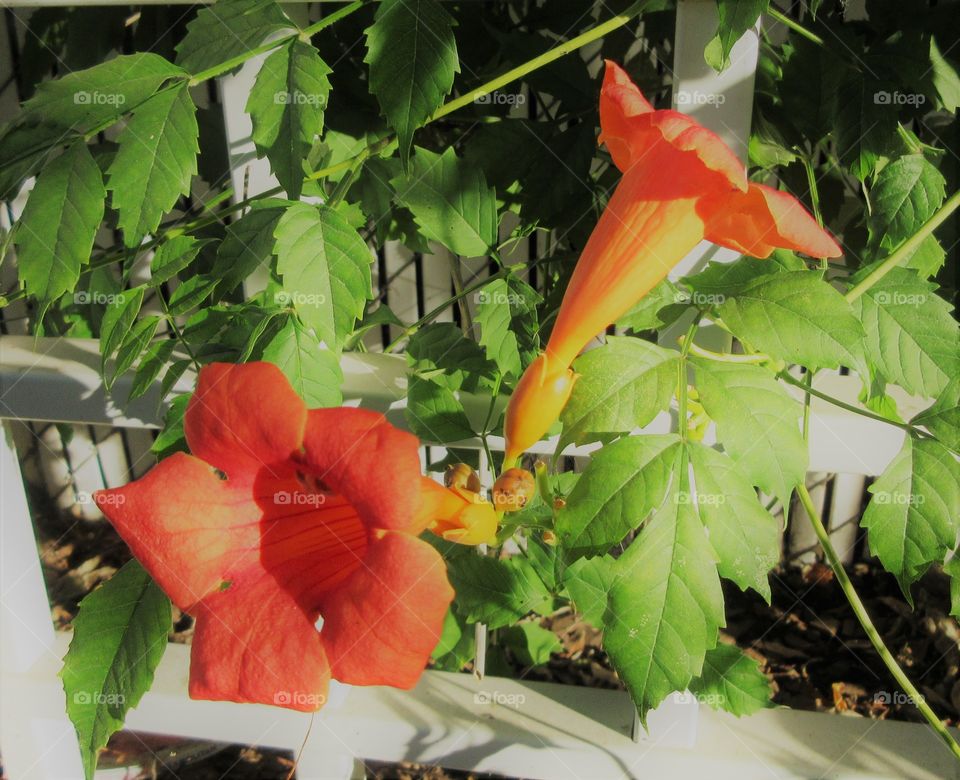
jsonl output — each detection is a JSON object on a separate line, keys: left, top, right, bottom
{"left": 2, "top": 1, "right": 958, "bottom": 778}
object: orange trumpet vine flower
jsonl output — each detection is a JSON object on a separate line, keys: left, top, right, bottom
{"left": 94, "top": 362, "right": 459, "bottom": 711}
{"left": 503, "top": 61, "right": 842, "bottom": 464}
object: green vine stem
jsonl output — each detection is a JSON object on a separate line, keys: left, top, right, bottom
{"left": 767, "top": 8, "right": 826, "bottom": 47}
{"left": 845, "top": 189, "right": 960, "bottom": 302}
{"left": 796, "top": 483, "right": 960, "bottom": 762}
{"left": 676, "top": 319, "right": 699, "bottom": 442}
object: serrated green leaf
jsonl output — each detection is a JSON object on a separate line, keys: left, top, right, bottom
{"left": 391, "top": 146, "right": 497, "bottom": 257}
{"left": 862, "top": 437, "right": 960, "bottom": 597}
{"left": 107, "top": 82, "right": 199, "bottom": 247}
{"left": 945, "top": 555, "right": 960, "bottom": 620}
{"left": 175, "top": 0, "right": 294, "bottom": 76}
{"left": 405, "top": 376, "right": 475, "bottom": 443}
{"left": 274, "top": 203, "right": 373, "bottom": 349}
{"left": 689, "top": 443, "right": 779, "bottom": 601}
{"left": 14, "top": 143, "right": 105, "bottom": 314}
{"left": 616, "top": 279, "right": 686, "bottom": 332}
{"left": 100, "top": 286, "right": 145, "bottom": 372}
{"left": 689, "top": 643, "right": 773, "bottom": 716}
{"left": 166, "top": 276, "right": 216, "bottom": 317}
{"left": 683, "top": 251, "right": 804, "bottom": 299}
{"left": 869, "top": 155, "right": 946, "bottom": 250}
{"left": 850, "top": 268, "right": 958, "bottom": 399}
{"left": 16, "top": 53, "right": 186, "bottom": 135}
{"left": 929, "top": 36, "right": 960, "bottom": 113}
{"left": 602, "top": 489, "right": 724, "bottom": 723}
{"left": 912, "top": 378, "right": 960, "bottom": 452}
{"left": 129, "top": 339, "right": 177, "bottom": 402}
{"left": 717, "top": 272, "right": 866, "bottom": 375}
{"left": 691, "top": 359, "right": 807, "bottom": 506}
{"left": 262, "top": 316, "right": 343, "bottom": 407}
{"left": 213, "top": 199, "right": 290, "bottom": 293}
{"left": 112, "top": 316, "right": 160, "bottom": 388}
{"left": 364, "top": 0, "right": 459, "bottom": 165}
{"left": 246, "top": 39, "right": 331, "bottom": 199}
{"left": 705, "top": 0, "right": 768, "bottom": 72}
{"left": 447, "top": 554, "right": 552, "bottom": 629}
{"left": 560, "top": 337, "right": 677, "bottom": 449}
{"left": 151, "top": 393, "right": 190, "bottom": 457}
{"left": 499, "top": 622, "right": 561, "bottom": 666}
{"left": 406, "top": 322, "right": 496, "bottom": 391}
{"left": 474, "top": 278, "right": 522, "bottom": 378}
{"left": 833, "top": 68, "right": 896, "bottom": 180}
{"left": 556, "top": 434, "right": 682, "bottom": 559}
{"left": 563, "top": 555, "right": 618, "bottom": 628}
{"left": 150, "top": 235, "right": 207, "bottom": 285}
{"left": 61, "top": 560, "right": 171, "bottom": 779}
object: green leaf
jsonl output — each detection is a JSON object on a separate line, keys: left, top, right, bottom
{"left": 151, "top": 393, "right": 190, "bottom": 457}
{"left": 274, "top": 203, "right": 373, "bottom": 349}
{"left": 691, "top": 359, "right": 807, "bottom": 506}
{"left": 99, "top": 286, "right": 145, "bottom": 372}
{"left": 407, "top": 322, "right": 496, "bottom": 391}
{"left": 683, "top": 251, "right": 804, "bottom": 299}
{"left": 861, "top": 437, "right": 960, "bottom": 597}
{"left": 945, "top": 555, "right": 960, "bottom": 620}
{"left": 717, "top": 272, "right": 867, "bottom": 375}
{"left": 107, "top": 82, "right": 199, "bottom": 247}
{"left": 391, "top": 146, "right": 497, "bottom": 257}
{"left": 14, "top": 143, "right": 105, "bottom": 314}
{"left": 16, "top": 53, "right": 186, "bottom": 134}
{"left": 929, "top": 36, "right": 960, "bottom": 113}
{"left": 166, "top": 276, "right": 216, "bottom": 317}
{"left": 616, "top": 279, "right": 686, "bottom": 332}
{"left": 246, "top": 39, "right": 331, "bottom": 199}
{"left": 689, "top": 643, "right": 773, "bottom": 716}
{"left": 705, "top": 0, "right": 768, "bottom": 72}
{"left": 560, "top": 337, "right": 677, "bottom": 449}
{"left": 556, "top": 434, "right": 682, "bottom": 559}
{"left": 175, "top": 0, "right": 294, "bottom": 76}
{"left": 563, "top": 555, "right": 618, "bottom": 628}
{"left": 474, "top": 278, "right": 522, "bottom": 378}
{"left": 833, "top": 68, "right": 896, "bottom": 180}
{"left": 850, "top": 268, "right": 959, "bottom": 399}
{"left": 262, "top": 316, "right": 343, "bottom": 407}
{"left": 213, "top": 199, "right": 290, "bottom": 293}
{"left": 688, "top": 443, "right": 779, "bottom": 601}
{"left": 869, "top": 155, "right": 946, "bottom": 250}
{"left": 129, "top": 339, "right": 177, "bottom": 402}
{"left": 600, "top": 489, "right": 724, "bottom": 723}
{"left": 499, "top": 622, "right": 561, "bottom": 666}
{"left": 447, "top": 554, "right": 552, "bottom": 629}
{"left": 150, "top": 236, "right": 207, "bottom": 285}
{"left": 112, "top": 317, "right": 161, "bottom": 388}
{"left": 61, "top": 560, "right": 171, "bottom": 779}
{"left": 912, "top": 378, "right": 960, "bottom": 451}
{"left": 405, "top": 376, "right": 475, "bottom": 443}
{"left": 364, "top": 0, "right": 459, "bottom": 165}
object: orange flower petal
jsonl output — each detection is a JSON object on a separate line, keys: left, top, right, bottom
{"left": 503, "top": 353, "right": 576, "bottom": 463}
{"left": 298, "top": 407, "right": 422, "bottom": 532}
{"left": 189, "top": 578, "right": 331, "bottom": 711}
{"left": 699, "top": 182, "right": 843, "bottom": 258}
{"left": 184, "top": 362, "right": 307, "bottom": 485}
{"left": 319, "top": 532, "right": 454, "bottom": 688}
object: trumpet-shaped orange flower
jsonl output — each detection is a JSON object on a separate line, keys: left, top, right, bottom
{"left": 418, "top": 477, "right": 499, "bottom": 545}
{"left": 503, "top": 61, "right": 842, "bottom": 464}
{"left": 94, "top": 362, "right": 456, "bottom": 711}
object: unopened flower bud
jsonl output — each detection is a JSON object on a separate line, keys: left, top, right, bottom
{"left": 445, "top": 463, "right": 481, "bottom": 493}
{"left": 492, "top": 468, "right": 536, "bottom": 513}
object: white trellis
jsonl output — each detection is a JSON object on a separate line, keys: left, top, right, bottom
{"left": 1, "top": 2, "right": 957, "bottom": 779}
